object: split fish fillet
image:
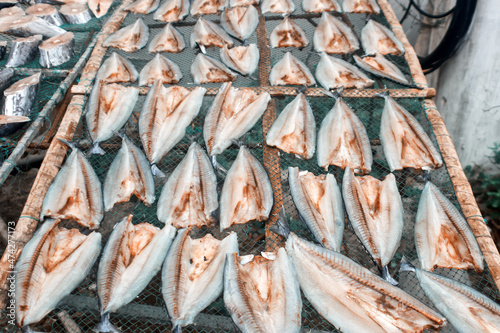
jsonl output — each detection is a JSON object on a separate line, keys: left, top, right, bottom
{"left": 15, "top": 219, "right": 101, "bottom": 329}
{"left": 96, "top": 52, "right": 139, "bottom": 84}
{"left": 190, "top": 0, "right": 227, "bottom": 15}
{"left": 148, "top": 23, "right": 185, "bottom": 53}
{"left": 287, "top": 233, "right": 446, "bottom": 332}
{"left": 191, "top": 17, "right": 234, "bottom": 49}
{"left": 204, "top": 82, "right": 271, "bottom": 156}
{"left": 138, "top": 53, "right": 182, "bottom": 86}
{"left": 270, "top": 16, "right": 309, "bottom": 48}
{"left": 103, "top": 135, "right": 155, "bottom": 212}
{"left": 343, "top": 0, "right": 380, "bottom": 13}
{"left": 220, "top": 43, "right": 259, "bottom": 76}
{"left": 415, "top": 182, "right": 484, "bottom": 272}
{"left": 269, "top": 52, "right": 315, "bottom": 86}
{"left": 102, "top": 18, "right": 149, "bottom": 52}
{"left": 317, "top": 96, "right": 372, "bottom": 173}
{"left": 219, "top": 146, "right": 273, "bottom": 230}
{"left": 354, "top": 54, "right": 410, "bottom": 85}
{"left": 157, "top": 142, "right": 218, "bottom": 228}
{"left": 302, "top": 0, "right": 340, "bottom": 13}
{"left": 139, "top": 81, "right": 206, "bottom": 175}
{"left": 289, "top": 167, "right": 344, "bottom": 251}
{"left": 125, "top": 0, "right": 159, "bottom": 14}
{"left": 379, "top": 93, "right": 443, "bottom": 171}
{"left": 97, "top": 215, "right": 176, "bottom": 331}
{"left": 230, "top": 0, "right": 258, "bottom": 7}
{"left": 361, "top": 19, "right": 405, "bottom": 56}
{"left": 88, "top": 0, "right": 113, "bottom": 18}
{"left": 313, "top": 12, "right": 359, "bottom": 54}
{"left": 154, "top": 0, "right": 189, "bottom": 22}
{"left": 191, "top": 53, "right": 237, "bottom": 84}
{"left": 220, "top": 6, "right": 258, "bottom": 41}
{"left": 41, "top": 145, "right": 104, "bottom": 229}
{"left": 261, "top": 0, "right": 294, "bottom": 14}
{"left": 316, "top": 52, "right": 374, "bottom": 90}
{"left": 224, "top": 249, "right": 302, "bottom": 333}
{"left": 163, "top": 230, "right": 238, "bottom": 330}
{"left": 265, "top": 93, "right": 316, "bottom": 159}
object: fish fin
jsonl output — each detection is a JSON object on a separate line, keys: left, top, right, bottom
{"left": 171, "top": 325, "right": 182, "bottom": 333}
{"left": 198, "top": 43, "right": 206, "bottom": 54}
{"left": 399, "top": 256, "right": 416, "bottom": 273}
{"left": 151, "top": 164, "right": 166, "bottom": 177}
{"left": 98, "top": 313, "right": 122, "bottom": 333}
{"left": 270, "top": 206, "right": 290, "bottom": 238}
{"left": 374, "top": 90, "right": 390, "bottom": 98}
{"left": 381, "top": 265, "right": 398, "bottom": 286}
{"left": 90, "top": 142, "right": 106, "bottom": 155}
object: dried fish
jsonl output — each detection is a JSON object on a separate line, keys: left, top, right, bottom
{"left": 415, "top": 182, "right": 484, "bottom": 272}
{"left": 5, "top": 35, "right": 42, "bottom": 68}
{"left": 343, "top": 0, "right": 380, "bottom": 14}
{"left": 154, "top": 0, "right": 189, "bottom": 22}
{"left": 316, "top": 52, "right": 374, "bottom": 90}
{"left": 361, "top": 19, "right": 405, "bottom": 56}
{"left": 204, "top": 82, "right": 271, "bottom": 156}
{"left": 266, "top": 93, "right": 316, "bottom": 159}
{"left": 354, "top": 54, "right": 410, "bottom": 85}
{"left": 0, "top": 115, "right": 29, "bottom": 137}
{"left": 0, "top": 41, "right": 5, "bottom": 60}
{"left": 98, "top": 215, "right": 176, "bottom": 332}
{"left": 88, "top": 0, "right": 113, "bottom": 17}
{"left": 163, "top": 230, "right": 238, "bottom": 331}
{"left": 229, "top": 0, "right": 258, "bottom": 7}
{"left": 219, "top": 146, "right": 273, "bottom": 230}
{"left": 191, "top": 17, "right": 234, "bottom": 49}
{"left": 261, "top": 0, "right": 294, "bottom": 14}
{"left": 15, "top": 219, "right": 101, "bottom": 330}
{"left": 270, "top": 16, "right": 309, "bottom": 48}
{"left": 224, "top": 249, "right": 302, "bottom": 333}
{"left": 313, "top": 12, "right": 359, "bottom": 54}
{"left": 220, "top": 43, "right": 259, "bottom": 76}
{"left": 302, "top": 0, "right": 340, "bottom": 13}
{"left": 2, "top": 73, "right": 40, "bottom": 119}
{"left": 289, "top": 167, "right": 344, "bottom": 251}
{"left": 190, "top": 0, "right": 227, "bottom": 15}
{"left": 125, "top": 0, "right": 159, "bottom": 14}
{"left": 25, "top": 3, "right": 63, "bottom": 26}
{"left": 3, "top": 14, "right": 66, "bottom": 38}
{"left": 220, "top": 6, "right": 259, "bottom": 41}
{"left": 102, "top": 18, "right": 149, "bottom": 52}
{"left": 270, "top": 52, "right": 315, "bottom": 86}
{"left": 38, "top": 32, "right": 75, "bottom": 68}
{"left": 287, "top": 233, "right": 446, "bottom": 332}
{"left": 317, "top": 95, "right": 372, "bottom": 173}
{"left": 191, "top": 53, "right": 237, "bottom": 84}
{"left": 379, "top": 93, "right": 443, "bottom": 171}
{"left": 0, "top": 5, "right": 24, "bottom": 17}
{"left": 139, "top": 81, "right": 206, "bottom": 176}
{"left": 138, "top": 53, "right": 183, "bottom": 86}
{"left": 0, "top": 69, "right": 18, "bottom": 136}
{"left": 96, "top": 52, "right": 139, "bottom": 84}
{"left": 103, "top": 136, "right": 155, "bottom": 211}
{"left": 59, "top": 3, "right": 92, "bottom": 24}
{"left": 0, "top": 68, "right": 14, "bottom": 94}
{"left": 148, "top": 23, "right": 185, "bottom": 53}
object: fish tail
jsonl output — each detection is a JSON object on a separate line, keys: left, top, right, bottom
{"left": 270, "top": 206, "right": 290, "bottom": 239}
{"left": 151, "top": 163, "right": 166, "bottom": 177}
{"left": 98, "top": 313, "right": 122, "bottom": 333}
{"left": 381, "top": 265, "right": 399, "bottom": 286}
{"left": 171, "top": 325, "right": 182, "bottom": 333}
{"left": 90, "top": 141, "right": 106, "bottom": 156}
{"left": 399, "top": 256, "right": 416, "bottom": 273}
{"left": 374, "top": 90, "right": 390, "bottom": 98}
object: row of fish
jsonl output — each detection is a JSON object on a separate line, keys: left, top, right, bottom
{"left": 0, "top": 3, "right": 92, "bottom": 27}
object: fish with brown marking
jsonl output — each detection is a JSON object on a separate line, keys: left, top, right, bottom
{"left": 102, "top": 18, "right": 149, "bottom": 52}
{"left": 270, "top": 52, "right": 315, "bottom": 86}
{"left": 191, "top": 53, "right": 237, "bottom": 84}
{"left": 220, "top": 43, "right": 259, "bottom": 76}
{"left": 354, "top": 53, "right": 410, "bottom": 85}
{"left": 343, "top": 0, "right": 380, "bottom": 14}
{"left": 313, "top": 12, "right": 359, "bottom": 54}
{"left": 361, "top": 19, "right": 405, "bottom": 56}
{"left": 229, "top": 0, "right": 258, "bottom": 7}
{"left": 148, "top": 23, "right": 185, "bottom": 53}
{"left": 302, "top": 0, "right": 340, "bottom": 13}
{"left": 220, "top": 6, "right": 258, "bottom": 41}
{"left": 270, "top": 16, "right": 309, "bottom": 48}
{"left": 96, "top": 52, "right": 139, "bottom": 84}
{"left": 191, "top": 17, "right": 234, "bottom": 49}
{"left": 138, "top": 53, "right": 183, "bottom": 86}
{"left": 190, "top": 0, "right": 227, "bottom": 15}
{"left": 316, "top": 52, "right": 374, "bottom": 90}
{"left": 88, "top": 0, "right": 113, "bottom": 18}
{"left": 125, "top": 0, "right": 160, "bottom": 14}
{"left": 154, "top": 0, "right": 189, "bottom": 22}
{"left": 261, "top": 0, "right": 294, "bottom": 14}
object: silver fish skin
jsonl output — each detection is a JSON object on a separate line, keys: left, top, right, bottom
{"left": 125, "top": 0, "right": 160, "bottom": 14}
{"left": 361, "top": 19, "right": 405, "bottom": 56}
{"left": 220, "top": 6, "right": 259, "bottom": 41}
{"left": 96, "top": 52, "right": 139, "bottom": 84}
{"left": 41, "top": 146, "right": 104, "bottom": 229}
{"left": 220, "top": 43, "right": 259, "bottom": 76}
{"left": 219, "top": 146, "right": 273, "bottom": 230}
{"left": 15, "top": 219, "right": 102, "bottom": 328}
{"left": 203, "top": 82, "right": 270, "bottom": 156}
{"left": 191, "top": 17, "right": 234, "bottom": 49}
{"left": 191, "top": 53, "right": 237, "bottom": 84}
{"left": 5, "top": 35, "right": 42, "bottom": 68}
{"left": 88, "top": 0, "right": 113, "bottom": 18}
{"left": 313, "top": 12, "right": 359, "bottom": 54}
{"left": 415, "top": 182, "right": 484, "bottom": 272}
{"left": 266, "top": 93, "right": 316, "bottom": 159}
{"left": 157, "top": 142, "right": 218, "bottom": 228}
{"left": 163, "top": 230, "right": 238, "bottom": 330}
{"left": 269, "top": 52, "right": 315, "bottom": 86}
{"left": 0, "top": 114, "right": 29, "bottom": 137}
{"left": 2, "top": 73, "right": 40, "bottom": 118}
{"left": 224, "top": 249, "right": 302, "bottom": 333}
{"left": 379, "top": 94, "right": 443, "bottom": 171}
{"left": 5, "top": 15, "right": 66, "bottom": 38}
{"left": 0, "top": 68, "right": 14, "bottom": 94}
{"left": 354, "top": 54, "right": 410, "bottom": 85}
{"left": 25, "top": 3, "right": 64, "bottom": 26}
{"left": 59, "top": 3, "right": 92, "bottom": 25}
{"left": 103, "top": 136, "right": 155, "bottom": 211}
{"left": 102, "top": 19, "right": 149, "bottom": 52}
{"left": 342, "top": 0, "right": 380, "bottom": 14}
{"left": 302, "top": 0, "right": 340, "bottom": 13}
{"left": 154, "top": 0, "right": 189, "bottom": 22}
{"left": 270, "top": 16, "right": 309, "bottom": 48}
{"left": 38, "top": 31, "right": 75, "bottom": 68}
{"left": 190, "top": 0, "right": 227, "bottom": 16}
{"left": 0, "top": 40, "right": 6, "bottom": 60}
{"left": 261, "top": 0, "right": 294, "bottom": 14}
{"left": 316, "top": 52, "right": 374, "bottom": 90}
{"left": 139, "top": 53, "right": 183, "bottom": 86}
{"left": 289, "top": 167, "right": 344, "bottom": 251}
{"left": 148, "top": 23, "right": 185, "bottom": 53}
{"left": 286, "top": 233, "right": 447, "bottom": 333}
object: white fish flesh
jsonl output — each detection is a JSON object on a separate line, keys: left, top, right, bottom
{"left": 102, "top": 19, "right": 149, "bottom": 52}
{"left": 138, "top": 53, "right": 183, "bottom": 86}
{"left": 88, "top": 0, "right": 113, "bottom": 18}
{"left": 25, "top": 3, "right": 64, "bottom": 26}
{"left": 5, "top": 35, "right": 42, "bottom": 68}
{"left": 220, "top": 6, "right": 258, "bottom": 41}
{"left": 163, "top": 230, "right": 238, "bottom": 330}
{"left": 316, "top": 52, "right": 374, "bottom": 90}
{"left": 286, "top": 233, "right": 446, "bottom": 332}
{"left": 289, "top": 167, "right": 344, "bottom": 251}
{"left": 265, "top": 93, "right": 316, "bottom": 159}
{"left": 191, "top": 53, "right": 237, "bottom": 84}
{"left": 3, "top": 15, "right": 66, "bottom": 38}
{"left": 204, "top": 82, "right": 271, "bottom": 156}
{"left": 2, "top": 73, "right": 40, "bottom": 118}
{"left": 343, "top": 0, "right": 380, "bottom": 14}
{"left": 415, "top": 182, "right": 484, "bottom": 272}
{"left": 313, "top": 12, "right": 359, "bottom": 54}
{"left": 354, "top": 54, "right": 410, "bottom": 85}
{"left": 224, "top": 249, "right": 302, "bottom": 333}
{"left": 148, "top": 23, "right": 185, "bottom": 53}
{"left": 154, "top": 0, "right": 189, "bottom": 22}
{"left": 270, "top": 16, "right": 309, "bottom": 48}
{"left": 157, "top": 142, "right": 218, "bottom": 228}
{"left": 379, "top": 93, "right": 443, "bottom": 171}
{"left": 230, "top": 0, "right": 258, "bottom": 7}
{"left": 220, "top": 43, "right": 259, "bottom": 76}
{"left": 317, "top": 96, "right": 372, "bottom": 173}
{"left": 125, "top": 0, "right": 160, "bottom": 14}
{"left": 269, "top": 52, "right": 315, "bottom": 86}
{"left": 190, "top": 0, "right": 227, "bottom": 15}
{"left": 139, "top": 81, "right": 206, "bottom": 175}
{"left": 96, "top": 52, "right": 139, "bottom": 84}
{"left": 15, "top": 219, "right": 101, "bottom": 329}
{"left": 85, "top": 81, "right": 139, "bottom": 154}
{"left": 361, "top": 19, "right": 405, "bottom": 56}
{"left": 41, "top": 146, "right": 104, "bottom": 229}
{"left": 0, "top": 6, "right": 24, "bottom": 17}
{"left": 261, "top": 0, "right": 294, "bottom": 14}
{"left": 103, "top": 136, "right": 155, "bottom": 211}
{"left": 219, "top": 146, "right": 273, "bottom": 230}
{"left": 38, "top": 31, "right": 75, "bottom": 68}
{"left": 302, "top": 0, "right": 340, "bottom": 13}
{"left": 191, "top": 17, "right": 234, "bottom": 49}
{"left": 59, "top": 3, "right": 92, "bottom": 25}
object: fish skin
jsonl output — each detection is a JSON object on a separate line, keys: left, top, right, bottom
{"left": 96, "top": 52, "right": 139, "bottom": 84}
{"left": 191, "top": 53, "right": 237, "bottom": 84}
{"left": 5, "top": 35, "right": 42, "bottom": 68}
{"left": 379, "top": 94, "right": 443, "bottom": 171}
{"left": 343, "top": 0, "right": 380, "bottom": 14}
{"left": 0, "top": 41, "right": 6, "bottom": 60}
{"left": 4, "top": 14, "right": 66, "bottom": 38}
{"left": 261, "top": 0, "right": 294, "bottom": 14}
{"left": 266, "top": 93, "right": 316, "bottom": 159}
{"left": 15, "top": 219, "right": 102, "bottom": 328}
{"left": 102, "top": 18, "right": 149, "bottom": 52}
{"left": 317, "top": 97, "right": 372, "bottom": 173}
{"left": 88, "top": 0, "right": 113, "bottom": 18}
{"left": 125, "top": 0, "right": 159, "bottom": 14}
{"left": 219, "top": 146, "right": 273, "bottom": 230}
{"left": 38, "top": 31, "right": 75, "bottom": 68}
{"left": 315, "top": 52, "right": 374, "bottom": 90}
{"left": 190, "top": 0, "right": 227, "bottom": 16}
{"left": 220, "top": 6, "right": 259, "bottom": 41}
{"left": 203, "top": 82, "right": 270, "bottom": 156}
{"left": 269, "top": 52, "right": 315, "bottom": 86}
{"left": 138, "top": 53, "right": 183, "bottom": 86}
{"left": 270, "top": 16, "right": 309, "bottom": 48}
{"left": 354, "top": 54, "right": 410, "bottom": 85}
{"left": 2, "top": 72, "right": 41, "bottom": 118}
{"left": 25, "top": 3, "right": 64, "bottom": 26}
{"left": 191, "top": 17, "right": 234, "bottom": 49}
{"left": 0, "top": 5, "right": 24, "bottom": 17}
{"left": 103, "top": 136, "right": 155, "bottom": 211}
{"left": 59, "top": 3, "right": 92, "bottom": 25}
{"left": 154, "top": 0, "right": 189, "bottom": 22}
{"left": 148, "top": 23, "right": 185, "bottom": 53}
{"left": 286, "top": 233, "right": 447, "bottom": 333}
{"left": 302, "top": 0, "right": 340, "bottom": 13}
{"left": 415, "top": 182, "right": 484, "bottom": 272}
{"left": 163, "top": 230, "right": 238, "bottom": 328}
{"left": 157, "top": 142, "right": 218, "bottom": 228}
{"left": 361, "top": 19, "right": 405, "bottom": 56}
{"left": 41, "top": 147, "right": 104, "bottom": 229}
{"left": 0, "top": 68, "right": 14, "bottom": 94}
{"left": 219, "top": 43, "right": 259, "bottom": 76}
{"left": 313, "top": 12, "right": 359, "bottom": 54}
